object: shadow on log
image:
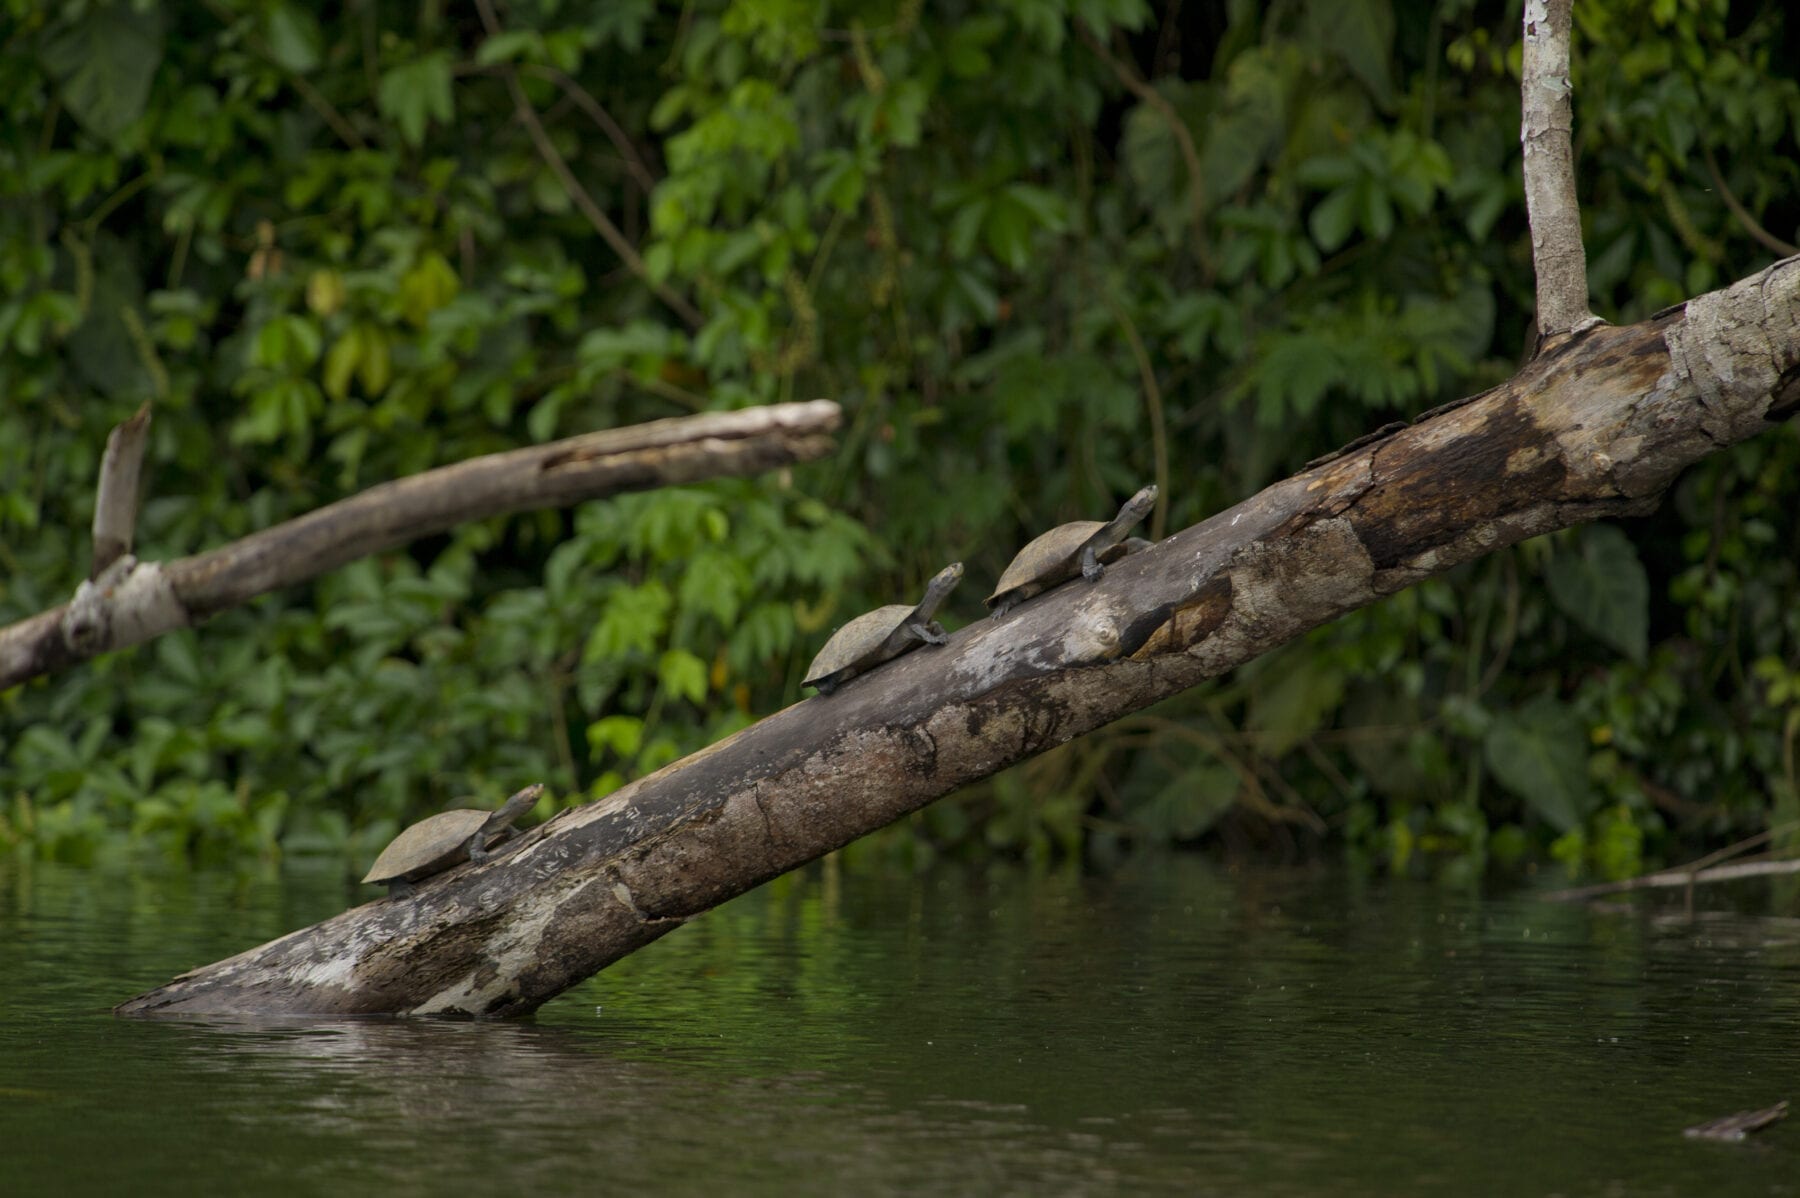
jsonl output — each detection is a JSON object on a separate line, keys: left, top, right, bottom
{"left": 116, "top": 257, "right": 1800, "bottom": 1017}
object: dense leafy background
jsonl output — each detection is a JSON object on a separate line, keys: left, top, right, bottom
{"left": 2, "top": 0, "right": 1797, "bottom": 879}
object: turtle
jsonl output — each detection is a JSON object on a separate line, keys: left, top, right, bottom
{"left": 361, "top": 783, "right": 544, "bottom": 897}
{"left": 804, "top": 562, "right": 965, "bottom": 695}
{"left": 986, "top": 485, "right": 1159, "bottom": 619}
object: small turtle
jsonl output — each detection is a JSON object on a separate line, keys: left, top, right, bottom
{"left": 361, "top": 784, "right": 544, "bottom": 898}
{"left": 804, "top": 562, "right": 965, "bottom": 695}
{"left": 986, "top": 485, "right": 1159, "bottom": 619}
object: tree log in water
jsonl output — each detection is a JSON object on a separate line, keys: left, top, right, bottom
{"left": 116, "top": 256, "right": 1800, "bottom": 1017}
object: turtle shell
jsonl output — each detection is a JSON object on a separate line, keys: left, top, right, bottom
{"left": 361, "top": 808, "right": 493, "bottom": 885}
{"left": 986, "top": 521, "right": 1134, "bottom": 608}
{"left": 803, "top": 604, "right": 917, "bottom": 688}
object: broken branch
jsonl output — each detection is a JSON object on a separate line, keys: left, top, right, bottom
{"left": 90, "top": 401, "right": 151, "bottom": 579}
{"left": 1, "top": 401, "right": 841, "bottom": 692}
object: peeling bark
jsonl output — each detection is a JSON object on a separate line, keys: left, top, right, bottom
{"left": 116, "top": 257, "right": 1800, "bottom": 1018}
{"left": 0, "top": 402, "right": 841, "bottom": 692}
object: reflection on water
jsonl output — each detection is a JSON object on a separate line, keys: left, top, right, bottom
{"left": 4, "top": 857, "right": 1799, "bottom": 1195}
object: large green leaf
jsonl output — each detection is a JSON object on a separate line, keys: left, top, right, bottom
{"left": 263, "top": 1, "right": 322, "bottom": 73}
{"left": 1134, "top": 761, "right": 1239, "bottom": 842}
{"left": 377, "top": 51, "right": 455, "bottom": 147}
{"left": 1546, "top": 524, "right": 1649, "bottom": 663}
{"left": 1120, "top": 79, "right": 1211, "bottom": 234}
{"left": 40, "top": 4, "right": 165, "bottom": 141}
{"left": 1246, "top": 653, "right": 1346, "bottom": 757}
{"left": 1304, "top": 0, "right": 1394, "bottom": 107}
{"left": 1482, "top": 696, "right": 1596, "bottom": 832}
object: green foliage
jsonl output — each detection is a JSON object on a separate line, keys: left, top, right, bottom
{"left": 1, "top": 0, "right": 1797, "bottom": 882}
{"left": 1483, "top": 696, "right": 1597, "bottom": 833}
{"left": 39, "top": 3, "right": 164, "bottom": 141}
{"left": 1546, "top": 524, "right": 1650, "bottom": 664}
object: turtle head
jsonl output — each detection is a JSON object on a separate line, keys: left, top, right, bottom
{"left": 925, "top": 561, "right": 965, "bottom": 599}
{"left": 1118, "top": 485, "right": 1159, "bottom": 524}
{"left": 498, "top": 783, "right": 545, "bottom": 821}
{"left": 914, "top": 562, "right": 964, "bottom": 620}
{"left": 464, "top": 783, "right": 547, "bottom": 867}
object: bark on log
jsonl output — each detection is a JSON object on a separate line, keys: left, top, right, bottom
{"left": 116, "top": 257, "right": 1800, "bottom": 1018}
{"left": 0, "top": 401, "right": 840, "bottom": 691}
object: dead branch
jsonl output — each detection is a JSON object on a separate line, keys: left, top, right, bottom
{"left": 1684, "top": 1101, "right": 1789, "bottom": 1142}
{"left": 116, "top": 258, "right": 1800, "bottom": 1017}
{"left": 90, "top": 401, "right": 151, "bottom": 578}
{"left": 1545, "top": 855, "right": 1800, "bottom": 903}
{"left": 0, "top": 401, "right": 841, "bottom": 692}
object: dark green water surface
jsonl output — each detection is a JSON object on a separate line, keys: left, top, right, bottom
{"left": 5, "top": 857, "right": 1798, "bottom": 1195}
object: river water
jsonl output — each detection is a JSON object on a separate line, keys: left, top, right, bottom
{"left": 4, "top": 856, "right": 1797, "bottom": 1195}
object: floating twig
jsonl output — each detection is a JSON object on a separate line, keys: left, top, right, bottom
{"left": 1684, "top": 1100, "right": 1788, "bottom": 1142}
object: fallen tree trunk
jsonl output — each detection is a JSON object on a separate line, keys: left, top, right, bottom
{"left": 0, "top": 401, "right": 841, "bottom": 691}
{"left": 116, "top": 256, "right": 1800, "bottom": 1017}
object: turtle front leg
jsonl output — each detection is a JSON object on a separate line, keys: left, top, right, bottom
{"left": 912, "top": 618, "right": 948, "bottom": 646}
{"left": 463, "top": 825, "right": 490, "bottom": 864}
{"left": 1080, "top": 544, "right": 1104, "bottom": 581}
{"left": 467, "top": 825, "right": 520, "bottom": 865}
{"left": 386, "top": 877, "right": 417, "bottom": 900}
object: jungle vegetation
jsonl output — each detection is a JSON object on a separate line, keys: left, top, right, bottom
{"left": 2, "top": 0, "right": 1797, "bottom": 881}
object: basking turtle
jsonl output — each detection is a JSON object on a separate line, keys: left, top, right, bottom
{"left": 804, "top": 562, "right": 965, "bottom": 695}
{"left": 361, "top": 784, "right": 544, "bottom": 897}
{"left": 986, "top": 485, "right": 1159, "bottom": 619}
